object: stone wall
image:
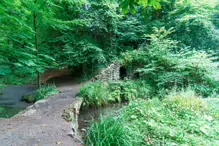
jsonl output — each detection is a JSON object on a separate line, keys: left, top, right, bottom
{"left": 91, "top": 62, "right": 122, "bottom": 81}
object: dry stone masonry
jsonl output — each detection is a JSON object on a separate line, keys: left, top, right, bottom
{"left": 91, "top": 62, "right": 122, "bottom": 81}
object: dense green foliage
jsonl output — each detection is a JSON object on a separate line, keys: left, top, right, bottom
{"left": 122, "top": 27, "right": 219, "bottom": 96}
{"left": 1, "top": 0, "right": 218, "bottom": 86}
{"left": 85, "top": 89, "right": 219, "bottom": 146}
{"left": 119, "top": 0, "right": 162, "bottom": 13}
{"left": 79, "top": 26, "right": 218, "bottom": 107}
{"left": 0, "top": 0, "right": 60, "bottom": 80}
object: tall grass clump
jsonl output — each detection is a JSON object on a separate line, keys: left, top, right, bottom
{"left": 85, "top": 117, "right": 134, "bottom": 146}
{"left": 79, "top": 82, "right": 109, "bottom": 107}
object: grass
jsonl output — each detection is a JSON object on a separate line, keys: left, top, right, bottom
{"left": 21, "top": 84, "right": 59, "bottom": 103}
{"left": 164, "top": 87, "right": 208, "bottom": 111}
{"left": 85, "top": 116, "right": 134, "bottom": 146}
{"left": 85, "top": 88, "right": 219, "bottom": 146}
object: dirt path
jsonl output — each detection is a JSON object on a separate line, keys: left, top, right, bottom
{"left": 0, "top": 77, "right": 83, "bottom": 146}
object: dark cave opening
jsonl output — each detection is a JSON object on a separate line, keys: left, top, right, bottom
{"left": 119, "top": 66, "right": 127, "bottom": 80}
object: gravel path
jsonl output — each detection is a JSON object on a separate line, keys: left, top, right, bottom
{"left": 0, "top": 76, "right": 83, "bottom": 146}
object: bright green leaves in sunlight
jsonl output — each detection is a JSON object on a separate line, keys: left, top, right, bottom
{"left": 0, "top": 0, "right": 69, "bottom": 85}
{"left": 119, "top": 0, "right": 162, "bottom": 14}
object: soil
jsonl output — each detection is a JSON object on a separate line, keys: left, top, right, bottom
{"left": 0, "top": 76, "right": 83, "bottom": 146}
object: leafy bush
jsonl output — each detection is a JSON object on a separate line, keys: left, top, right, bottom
{"left": 21, "top": 85, "right": 59, "bottom": 103}
{"left": 122, "top": 27, "right": 219, "bottom": 96}
{"left": 86, "top": 90, "right": 219, "bottom": 145}
{"left": 78, "top": 80, "right": 152, "bottom": 107}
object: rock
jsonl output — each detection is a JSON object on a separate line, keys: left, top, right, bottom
{"left": 22, "top": 109, "right": 36, "bottom": 116}
{"left": 91, "top": 61, "right": 122, "bottom": 81}
{"left": 21, "top": 94, "right": 36, "bottom": 103}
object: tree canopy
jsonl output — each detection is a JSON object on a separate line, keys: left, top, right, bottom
{"left": 0, "top": 0, "right": 218, "bottom": 88}
{"left": 119, "top": 0, "right": 162, "bottom": 13}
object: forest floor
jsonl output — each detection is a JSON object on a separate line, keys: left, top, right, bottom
{"left": 0, "top": 76, "right": 83, "bottom": 146}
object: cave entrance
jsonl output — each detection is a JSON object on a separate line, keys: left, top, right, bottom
{"left": 119, "top": 66, "right": 127, "bottom": 80}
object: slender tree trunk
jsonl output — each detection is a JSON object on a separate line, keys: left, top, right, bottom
{"left": 34, "top": 0, "right": 41, "bottom": 88}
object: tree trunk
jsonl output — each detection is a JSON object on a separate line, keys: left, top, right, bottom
{"left": 34, "top": 0, "right": 41, "bottom": 88}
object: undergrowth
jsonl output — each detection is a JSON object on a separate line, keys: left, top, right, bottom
{"left": 85, "top": 89, "right": 219, "bottom": 146}
{"left": 78, "top": 80, "right": 152, "bottom": 107}
{"left": 122, "top": 27, "right": 219, "bottom": 97}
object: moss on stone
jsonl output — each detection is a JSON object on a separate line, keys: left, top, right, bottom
{"left": 21, "top": 94, "right": 36, "bottom": 103}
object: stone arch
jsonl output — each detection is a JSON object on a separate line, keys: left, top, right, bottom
{"left": 41, "top": 68, "right": 71, "bottom": 83}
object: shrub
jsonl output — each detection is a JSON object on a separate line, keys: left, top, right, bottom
{"left": 1, "top": 74, "right": 36, "bottom": 85}
{"left": 107, "top": 81, "right": 123, "bottom": 103}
